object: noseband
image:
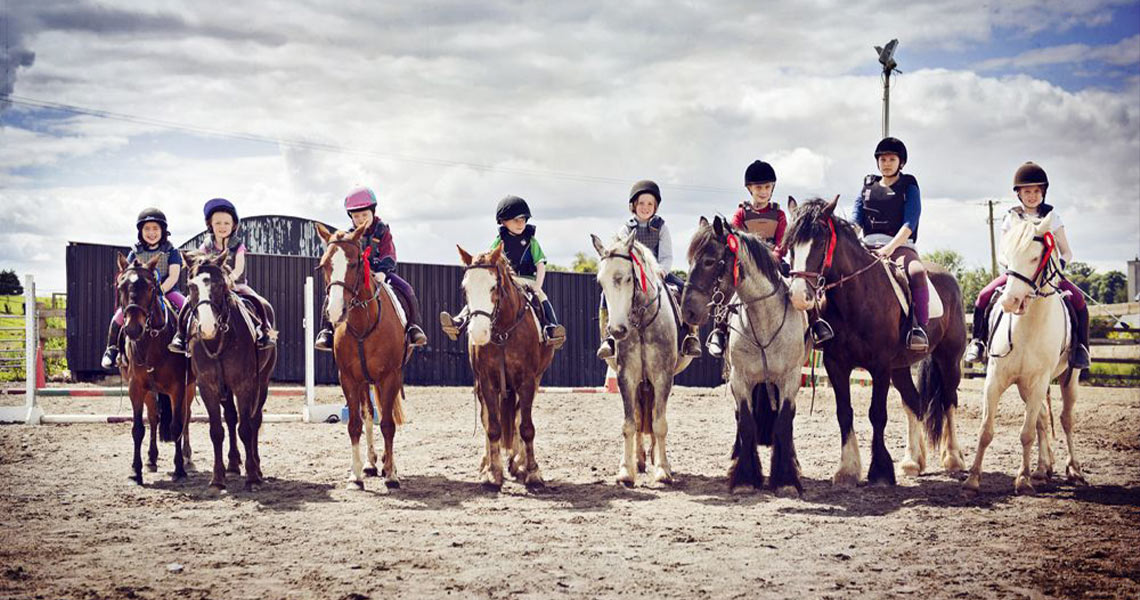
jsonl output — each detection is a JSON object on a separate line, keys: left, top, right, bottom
{"left": 464, "top": 262, "right": 528, "bottom": 345}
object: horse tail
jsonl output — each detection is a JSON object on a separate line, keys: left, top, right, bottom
{"left": 500, "top": 388, "right": 517, "bottom": 452}
{"left": 753, "top": 384, "right": 776, "bottom": 446}
{"left": 917, "top": 356, "right": 945, "bottom": 447}
{"left": 637, "top": 381, "right": 654, "bottom": 434}
{"left": 392, "top": 385, "right": 406, "bottom": 426}
{"left": 157, "top": 393, "right": 174, "bottom": 442}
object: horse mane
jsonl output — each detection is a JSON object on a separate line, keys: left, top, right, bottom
{"left": 630, "top": 239, "right": 664, "bottom": 280}
{"left": 785, "top": 197, "right": 863, "bottom": 253}
{"left": 1000, "top": 216, "right": 1040, "bottom": 264}
{"left": 687, "top": 220, "right": 781, "bottom": 284}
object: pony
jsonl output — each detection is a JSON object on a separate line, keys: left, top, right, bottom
{"left": 456, "top": 245, "right": 555, "bottom": 491}
{"left": 785, "top": 197, "right": 967, "bottom": 486}
{"left": 591, "top": 231, "right": 694, "bottom": 487}
{"left": 113, "top": 253, "right": 195, "bottom": 484}
{"left": 964, "top": 213, "right": 1086, "bottom": 495}
{"left": 183, "top": 249, "right": 277, "bottom": 491}
{"left": 681, "top": 216, "right": 808, "bottom": 495}
{"left": 315, "top": 223, "right": 409, "bottom": 490}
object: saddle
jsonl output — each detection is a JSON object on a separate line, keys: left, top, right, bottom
{"left": 881, "top": 259, "right": 944, "bottom": 321}
{"left": 984, "top": 285, "right": 1073, "bottom": 357}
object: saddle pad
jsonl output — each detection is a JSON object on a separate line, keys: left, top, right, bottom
{"left": 379, "top": 280, "right": 407, "bottom": 327}
{"left": 881, "top": 262, "right": 944, "bottom": 320}
{"left": 987, "top": 287, "right": 1072, "bottom": 358}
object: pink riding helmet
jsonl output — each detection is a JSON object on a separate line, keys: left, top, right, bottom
{"left": 344, "top": 187, "right": 378, "bottom": 213}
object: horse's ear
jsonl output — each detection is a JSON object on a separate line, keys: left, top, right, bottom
{"left": 214, "top": 247, "right": 229, "bottom": 267}
{"left": 621, "top": 229, "right": 636, "bottom": 252}
{"left": 590, "top": 234, "right": 606, "bottom": 257}
{"left": 314, "top": 222, "right": 332, "bottom": 244}
{"left": 712, "top": 215, "right": 726, "bottom": 238}
{"left": 787, "top": 196, "right": 798, "bottom": 215}
{"left": 457, "top": 245, "right": 473, "bottom": 266}
{"left": 116, "top": 252, "right": 128, "bottom": 271}
{"left": 824, "top": 195, "right": 839, "bottom": 216}
{"left": 489, "top": 244, "right": 504, "bottom": 265}
{"left": 348, "top": 226, "right": 367, "bottom": 242}
{"left": 698, "top": 216, "right": 709, "bottom": 229}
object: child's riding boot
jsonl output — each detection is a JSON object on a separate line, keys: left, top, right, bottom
{"left": 964, "top": 304, "right": 988, "bottom": 363}
{"left": 314, "top": 318, "right": 334, "bottom": 352}
{"left": 540, "top": 300, "right": 566, "bottom": 348}
{"left": 439, "top": 307, "right": 468, "bottom": 342}
{"left": 101, "top": 322, "right": 122, "bottom": 369}
{"left": 1069, "top": 304, "right": 1091, "bottom": 369}
{"left": 707, "top": 321, "right": 728, "bottom": 358}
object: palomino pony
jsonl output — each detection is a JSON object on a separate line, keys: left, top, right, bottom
{"left": 456, "top": 245, "right": 555, "bottom": 491}
{"left": 113, "top": 253, "right": 195, "bottom": 484}
{"left": 964, "top": 213, "right": 1086, "bottom": 495}
{"left": 785, "top": 197, "right": 967, "bottom": 486}
{"left": 184, "top": 249, "right": 277, "bottom": 491}
{"left": 681, "top": 216, "right": 808, "bottom": 494}
{"left": 315, "top": 223, "right": 410, "bottom": 490}
{"left": 590, "top": 231, "right": 695, "bottom": 487}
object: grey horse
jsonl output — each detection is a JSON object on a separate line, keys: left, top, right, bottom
{"left": 680, "top": 216, "right": 808, "bottom": 495}
{"left": 591, "top": 231, "right": 695, "bottom": 486}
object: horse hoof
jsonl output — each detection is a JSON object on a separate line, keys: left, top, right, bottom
{"left": 207, "top": 482, "right": 226, "bottom": 495}
{"left": 1066, "top": 465, "right": 1088, "bottom": 486}
{"left": 226, "top": 464, "right": 241, "bottom": 474}
{"left": 481, "top": 480, "right": 502, "bottom": 493}
{"left": 615, "top": 472, "right": 635, "bottom": 488}
{"left": 832, "top": 471, "right": 859, "bottom": 488}
{"left": 774, "top": 485, "right": 800, "bottom": 499}
{"left": 183, "top": 461, "right": 195, "bottom": 472}
{"left": 146, "top": 463, "right": 158, "bottom": 473}
{"left": 867, "top": 476, "right": 895, "bottom": 488}
{"left": 244, "top": 482, "right": 260, "bottom": 493}
{"left": 347, "top": 480, "right": 364, "bottom": 491}
{"left": 363, "top": 467, "right": 379, "bottom": 477}
{"left": 1031, "top": 470, "right": 1049, "bottom": 484}
{"left": 942, "top": 452, "right": 966, "bottom": 472}
{"left": 636, "top": 462, "right": 647, "bottom": 474}
{"left": 171, "top": 472, "right": 187, "bottom": 482}
{"left": 525, "top": 471, "right": 545, "bottom": 489}
{"left": 129, "top": 473, "right": 144, "bottom": 485}
{"left": 900, "top": 460, "right": 922, "bottom": 477}
{"left": 730, "top": 483, "right": 759, "bottom": 495}
{"left": 960, "top": 484, "right": 980, "bottom": 499}
{"left": 653, "top": 469, "right": 674, "bottom": 486}
{"left": 385, "top": 479, "right": 401, "bottom": 489}
{"left": 1014, "top": 476, "right": 1035, "bottom": 495}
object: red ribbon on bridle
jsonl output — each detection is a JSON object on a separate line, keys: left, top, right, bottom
{"left": 822, "top": 218, "right": 838, "bottom": 270}
{"left": 1031, "top": 231, "right": 1055, "bottom": 282}
{"left": 726, "top": 233, "right": 741, "bottom": 286}
{"left": 629, "top": 250, "right": 649, "bottom": 293}
{"left": 361, "top": 245, "right": 373, "bottom": 291}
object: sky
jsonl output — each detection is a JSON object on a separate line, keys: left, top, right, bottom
{"left": 1, "top": 0, "right": 1138, "bottom": 293}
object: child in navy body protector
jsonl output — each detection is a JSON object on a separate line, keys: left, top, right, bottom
{"left": 100, "top": 208, "right": 187, "bottom": 369}
{"left": 313, "top": 187, "right": 428, "bottom": 350}
{"left": 964, "top": 162, "right": 1090, "bottom": 368}
{"left": 596, "top": 180, "right": 702, "bottom": 360}
{"left": 705, "top": 160, "right": 789, "bottom": 358}
{"left": 440, "top": 195, "right": 566, "bottom": 347}
{"left": 168, "top": 198, "right": 275, "bottom": 355}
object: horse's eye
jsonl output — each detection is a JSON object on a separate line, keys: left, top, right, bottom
{"left": 702, "top": 257, "right": 717, "bottom": 267}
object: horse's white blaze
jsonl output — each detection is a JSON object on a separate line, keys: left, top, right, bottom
{"left": 190, "top": 273, "right": 217, "bottom": 339}
{"left": 789, "top": 242, "right": 814, "bottom": 310}
{"left": 327, "top": 247, "right": 348, "bottom": 323}
{"left": 597, "top": 258, "right": 635, "bottom": 337}
{"left": 464, "top": 268, "right": 496, "bottom": 346}
{"left": 128, "top": 272, "right": 139, "bottom": 284}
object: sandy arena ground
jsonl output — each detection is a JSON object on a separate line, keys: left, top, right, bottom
{"left": 1, "top": 378, "right": 1138, "bottom": 599}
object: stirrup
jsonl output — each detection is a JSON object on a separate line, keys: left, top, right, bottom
{"left": 1069, "top": 345, "right": 1091, "bottom": 369}
{"left": 965, "top": 339, "right": 987, "bottom": 364}
{"left": 707, "top": 330, "right": 726, "bottom": 358}
{"left": 681, "top": 334, "right": 703, "bottom": 358}
{"left": 545, "top": 324, "right": 566, "bottom": 348}
{"left": 100, "top": 347, "right": 119, "bottom": 370}
{"left": 256, "top": 331, "right": 276, "bottom": 350}
{"left": 168, "top": 333, "right": 188, "bottom": 355}
{"left": 810, "top": 320, "right": 835, "bottom": 345}
{"left": 407, "top": 325, "right": 428, "bottom": 347}
{"left": 314, "top": 329, "right": 334, "bottom": 352}
{"left": 907, "top": 327, "right": 929, "bottom": 352}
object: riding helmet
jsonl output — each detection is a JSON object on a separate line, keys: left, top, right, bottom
{"left": 744, "top": 160, "right": 777, "bottom": 185}
{"left": 1012, "top": 162, "right": 1049, "bottom": 196}
{"left": 495, "top": 195, "right": 532, "bottom": 222}
{"left": 874, "top": 137, "right": 908, "bottom": 166}
{"left": 203, "top": 197, "right": 239, "bottom": 226}
{"left": 628, "top": 180, "right": 662, "bottom": 205}
{"left": 135, "top": 207, "right": 168, "bottom": 231}
{"left": 344, "top": 187, "right": 378, "bottom": 214}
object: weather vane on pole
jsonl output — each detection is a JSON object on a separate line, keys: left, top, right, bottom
{"left": 875, "top": 39, "right": 901, "bottom": 138}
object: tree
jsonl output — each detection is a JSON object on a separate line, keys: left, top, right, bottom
{"left": 1092, "top": 270, "right": 1128, "bottom": 304}
{"left": 1065, "top": 261, "right": 1095, "bottom": 296}
{"left": 0, "top": 270, "right": 23, "bottom": 295}
{"left": 958, "top": 267, "right": 993, "bottom": 310}
{"left": 545, "top": 263, "right": 568, "bottom": 273}
{"left": 570, "top": 252, "right": 598, "bottom": 274}
{"left": 923, "top": 249, "right": 965, "bottom": 279}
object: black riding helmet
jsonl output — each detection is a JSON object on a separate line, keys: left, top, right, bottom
{"left": 135, "top": 207, "right": 169, "bottom": 245}
{"left": 496, "top": 195, "right": 532, "bottom": 222}
{"left": 874, "top": 137, "right": 908, "bottom": 167}
{"left": 1013, "top": 162, "right": 1049, "bottom": 197}
{"left": 628, "top": 180, "right": 661, "bottom": 206}
{"left": 744, "top": 160, "right": 777, "bottom": 185}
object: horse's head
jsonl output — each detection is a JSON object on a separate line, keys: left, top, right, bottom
{"left": 115, "top": 252, "right": 162, "bottom": 340}
{"left": 457, "top": 244, "right": 511, "bottom": 347}
{"left": 785, "top": 196, "right": 841, "bottom": 311}
{"left": 184, "top": 249, "right": 234, "bottom": 340}
{"left": 680, "top": 215, "right": 736, "bottom": 326}
{"left": 999, "top": 213, "right": 1057, "bottom": 315}
{"left": 315, "top": 222, "right": 368, "bottom": 324}
{"left": 591, "top": 230, "right": 659, "bottom": 340}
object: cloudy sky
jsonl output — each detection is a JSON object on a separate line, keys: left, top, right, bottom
{"left": 1, "top": 0, "right": 1138, "bottom": 293}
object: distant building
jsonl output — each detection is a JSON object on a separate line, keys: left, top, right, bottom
{"left": 182, "top": 214, "right": 336, "bottom": 258}
{"left": 1130, "top": 256, "right": 1140, "bottom": 302}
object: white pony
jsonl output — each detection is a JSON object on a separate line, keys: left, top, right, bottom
{"left": 964, "top": 213, "right": 1086, "bottom": 495}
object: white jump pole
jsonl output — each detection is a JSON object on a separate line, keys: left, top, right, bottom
{"left": 302, "top": 275, "right": 340, "bottom": 423}
{"left": 14, "top": 275, "right": 43, "bottom": 424}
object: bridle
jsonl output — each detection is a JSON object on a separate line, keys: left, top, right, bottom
{"left": 189, "top": 265, "right": 237, "bottom": 360}
{"left": 788, "top": 217, "right": 884, "bottom": 305}
{"left": 463, "top": 260, "right": 528, "bottom": 346}
{"left": 319, "top": 239, "right": 383, "bottom": 322}
{"left": 1004, "top": 231, "right": 1061, "bottom": 297}
{"left": 118, "top": 265, "right": 170, "bottom": 339}
{"left": 598, "top": 248, "right": 663, "bottom": 329}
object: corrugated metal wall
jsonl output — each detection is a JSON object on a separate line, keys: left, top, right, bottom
{"left": 67, "top": 240, "right": 725, "bottom": 387}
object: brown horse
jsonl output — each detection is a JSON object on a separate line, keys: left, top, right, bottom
{"left": 183, "top": 250, "right": 277, "bottom": 491}
{"left": 456, "top": 245, "right": 555, "bottom": 491}
{"left": 114, "top": 253, "right": 195, "bottom": 484}
{"left": 315, "top": 223, "right": 409, "bottom": 490}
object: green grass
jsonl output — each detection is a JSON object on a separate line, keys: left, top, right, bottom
{"left": 0, "top": 295, "right": 68, "bottom": 383}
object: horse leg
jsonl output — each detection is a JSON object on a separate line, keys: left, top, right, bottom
{"left": 635, "top": 432, "right": 647, "bottom": 474}
{"left": 130, "top": 385, "right": 146, "bottom": 484}
{"left": 651, "top": 379, "right": 673, "bottom": 486}
{"left": 866, "top": 370, "right": 896, "bottom": 486}
{"left": 168, "top": 388, "right": 188, "bottom": 481}
{"left": 891, "top": 369, "right": 927, "bottom": 477}
{"left": 222, "top": 391, "right": 241, "bottom": 474}
{"left": 1058, "top": 373, "right": 1087, "bottom": 485}
{"left": 343, "top": 381, "right": 367, "bottom": 490}
{"left": 1032, "top": 387, "right": 1055, "bottom": 483}
{"left": 202, "top": 392, "right": 226, "bottom": 491}
{"left": 248, "top": 395, "right": 265, "bottom": 486}
{"left": 964, "top": 373, "right": 1005, "bottom": 495}
{"left": 363, "top": 386, "right": 379, "bottom": 477}
{"left": 827, "top": 360, "right": 861, "bottom": 487}
{"left": 480, "top": 380, "right": 505, "bottom": 492}
{"left": 379, "top": 375, "right": 401, "bottom": 489}
{"left": 936, "top": 352, "right": 967, "bottom": 471}
{"left": 728, "top": 378, "right": 762, "bottom": 491}
{"left": 146, "top": 392, "right": 159, "bottom": 472}
{"left": 518, "top": 379, "right": 544, "bottom": 489}
{"left": 615, "top": 374, "right": 639, "bottom": 487}
{"left": 769, "top": 379, "right": 802, "bottom": 497}
{"left": 1014, "top": 379, "right": 1047, "bottom": 494}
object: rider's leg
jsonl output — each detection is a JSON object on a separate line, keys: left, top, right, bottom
{"left": 596, "top": 293, "right": 615, "bottom": 359}
{"left": 101, "top": 310, "right": 124, "bottom": 369}
{"left": 440, "top": 305, "right": 469, "bottom": 341}
{"left": 896, "top": 247, "right": 929, "bottom": 352}
{"left": 168, "top": 302, "right": 192, "bottom": 355}
{"left": 966, "top": 274, "right": 1006, "bottom": 363}
{"left": 1060, "top": 280, "right": 1091, "bottom": 369}
{"left": 663, "top": 272, "right": 701, "bottom": 357}
{"left": 809, "top": 307, "right": 835, "bottom": 345}
{"left": 233, "top": 283, "right": 276, "bottom": 349}
{"left": 386, "top": 273, "right": 427, "bottom": 347}
{"left": 517, "top": 277, "right": 565, "bottom": 345}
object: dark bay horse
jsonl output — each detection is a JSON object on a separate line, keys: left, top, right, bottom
{"left": 456, "top": 245, "right": 554, "bottom": 491}
{"left": 785, "top": 197, "right": 967, "bottom": 486}
{"left": 114, "top": 253, "right": 195, "bottom": 484}
{"left": 681, "top": 216, "right": 808, "bottom": 495}
{"left": 184, "top": 249, "right": 277, "bottom": 491}
{"left": 316, "top": 223, "right": 409, "bottom": 490}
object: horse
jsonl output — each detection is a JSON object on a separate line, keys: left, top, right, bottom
{"left": 183, "top": 249, "right": 278, "bottom": 491}
{"left": 456, "top": 244, "right": 555, "bottom": 491}
{"left": 590, "top": 231, "right": 694, "bottom": 487}
{"left": 785, "top": 197, "right": 967, "bottom": 486}
{"left": 964, "top": 213, "right": 1087, "bottom": 495}
{"left": 113, "top": 253, "right": 195, "bottom": 484}
{"left": 680, "top": 216, "right": 809, "bottom": 495}
{"left": 315, "top": 223, "right": 410, "bottom": 490}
